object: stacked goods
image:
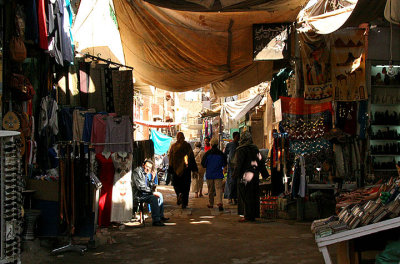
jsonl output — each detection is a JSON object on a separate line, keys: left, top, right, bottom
{"left": 312, "top": 177, "right": 400, "bottom": 238}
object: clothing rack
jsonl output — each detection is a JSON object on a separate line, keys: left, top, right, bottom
{"left": 91, "top": 142, "right": 130, "bottom": 146}
{"left": 75, "top": 51, "right": 134, "bottom": 70}
{"left": 52, "top": 142, "right": 100, "bottom": 256}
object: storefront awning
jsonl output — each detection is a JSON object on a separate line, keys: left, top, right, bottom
{"left": 220, "top": 94, "right": 263, "bottom": 129}
{"left": 134, "top": 120, "right": 181, "bottom": 128}
{"left": 113, "top": 0, "right": 306, "bottom": 96}
{"left": 297, "top": 0, "right": 386, "bottom": 34}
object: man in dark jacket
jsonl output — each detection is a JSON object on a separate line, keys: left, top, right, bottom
{"left": 132, "top": 159, "right": 169, "bottom": 226}
{"left": 224, "top": 131, "right": 240, "bottom": 204}
{"left": 201, "top": 138, "right": 227, "bottom": 211}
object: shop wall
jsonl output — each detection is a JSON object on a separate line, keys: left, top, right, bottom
{"left": 368, "top": 26, "right": 400, "bottom": 61}
{"left": 176, "top": 91, "right": 203, "bottom": 140}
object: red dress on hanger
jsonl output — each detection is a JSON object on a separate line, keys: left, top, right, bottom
{"left": 96, "top": 153, "right": 115, "bottom": 227}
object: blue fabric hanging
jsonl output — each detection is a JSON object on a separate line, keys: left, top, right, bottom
{"left": 150, "top": 129, "right": 172, "bottom": 155}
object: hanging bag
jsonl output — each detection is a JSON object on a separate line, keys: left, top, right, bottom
{"left": 9, "top": 73, "right": 35, "bottom": 101}
{"left": 9, "top": 11, "right": 27, "bottom": 62}
{"left": 9, "top": 36, "right": 27, "bottom": 62}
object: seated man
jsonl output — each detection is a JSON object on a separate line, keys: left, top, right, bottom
{"left": 132, "top": 159, "right": 169, "bottom": 226}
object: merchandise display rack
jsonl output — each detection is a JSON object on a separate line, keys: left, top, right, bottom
{"left": 0, "top": 131, "right": 22, "bottom": 264}
{"left": 369, "top": 63, "right": 400, "bottom": 179}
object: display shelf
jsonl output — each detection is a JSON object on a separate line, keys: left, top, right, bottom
{"left": 371, "top": 124, "right": 400, "bottom": 127}
{"left": 370, "top": 139, "right": 400, "bottom": 141}
{"left": 371, "top": 104, "right": 400, "bottom": 106}
{"left": 315, "top": 216, "right": 400, "bottom": 264}
{"left": 371, "top": 85, "right": 400, "bottom": 89}
{"left": 371, "top": 154, "right": 400, "bottom": 156}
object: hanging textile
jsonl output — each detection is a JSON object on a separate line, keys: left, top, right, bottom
{"left": 270, "top": 68, "right": 293, "bottom": 102}
{"left": 280, "top": 96, "right": 333, "bottom": 115}
{"left": 104, "top": 68, "right": 116, "bottom": 113}
{"left": 150, "top": 129, "right": 172, "bottom": 155}
{"left": 96, "top": 153, "right": 114, "bottom": 227}
{"left": 299, "top": 32, "right": 333, "bottom": 104}
{"left": 112, "top": 70, "right": 133, "bottom": 119}
{"left": 104, "top": 116, "right": 133, "bottom": 153}
{"left": 331, "top": 28, "right": 367, "bottom": 101}
{"left": 335, "top": 101, "right": 357, "bottom": 135}
{"left": 88, "top": 65, "right": 106, "bottom": 112}
{"left": 91, "top": 113, "right": 116, "bottom": 154}
{"left": 110, "top": 153, "right": 133, "bottom": 223}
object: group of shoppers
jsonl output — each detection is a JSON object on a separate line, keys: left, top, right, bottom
{"left": 168, "top": 130, "right": 269, "bottom": 222}
{"left": 130, "top": 130, "right": 268, "bottom": 226}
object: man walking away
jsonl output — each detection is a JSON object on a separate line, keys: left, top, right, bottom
{"left": 201, "top": 137, "right": 227, "bottom": 211}
{"left": 168, "top": 132, "right": 198, "bottom": 209}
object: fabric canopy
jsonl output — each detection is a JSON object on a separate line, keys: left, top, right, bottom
{"left": 113, "top": 0, "right": 306, "bottom": 96}
{"left": 134, "top": 120, "right": 181, "bottom": 128}
{"left": 221, "top": 94, "right": 262, "bottom": 128}
{"left": 385, "top": 0, "right": 400, "bottom": 25}
{"left": 72, "top": 0, "right": 125, "bottom": 64}
{"left": 150, "top": 129, "right": 172, "bottom": 155}
{"left": 142, "top": 0, "right": 306, "bottom": 12}
{"left": 297, "top": 0, "right": 386, "bottom": 35}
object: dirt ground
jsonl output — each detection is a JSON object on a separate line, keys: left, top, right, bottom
{"left": 21, "top": 185, "right": 330, "bottom": 264}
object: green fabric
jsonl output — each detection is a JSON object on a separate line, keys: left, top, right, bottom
{"left": 376, "top": 240, "right": 400, "bottom": 264}
{"left": 269, "top": 67, "right": 293, "bottom": 102}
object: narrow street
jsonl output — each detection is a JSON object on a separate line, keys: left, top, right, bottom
{"left": 22, "top": 185, "right": 329, "bottom": 264}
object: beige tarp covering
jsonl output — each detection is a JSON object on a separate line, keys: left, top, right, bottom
{"left": 113, "top": 0, "right": 306, "bottom": 96}
{"left": 72, "top": 0, "right": 125, "bottom": 64}
{"left": 142, "top": 0, "right": 306, "bottom": 12}
{"left": 385, "top": 0, "right": 400, "bottom": 25}
{"left": 297, "top": 0, "right": 386, "bottom": 35}
{"left": 221, "top": 94, "right": 262, "bottom": 128}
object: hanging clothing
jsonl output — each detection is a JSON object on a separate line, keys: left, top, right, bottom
{"left": 88, "top": 66, "right": 106, "bottom": 112}
{"left": 270, "top": 68, "right": 293, "bottom": 102}
{"left": 96, "top": 153, "right": 115, "bottom": 227}
{"left": 58, "top": 107, "right": 73, "bottom": 141}
{"left": 39, "top": 96, "right": 59, "bottom": 136}
{"left": 104, "top": 116, "right": 133, "bottom": 153}
{"left": 336, "top": 102, "right": 357, "bottom": 135}
{"left": 79, "top": 62, "right": 90, "bottom": 107}
{"left": 72, "top": 109, "right": 95, "bottom": 141}
{"left": 38, "top": 0, "right": 48, "bottom": 49}
{"left": 104, "top": 68, "right": 115, "bottom": 113}
{"left": 23, "top": 0, "right": 39, "bottom": 44}
{"left": 110, "top": 152, "right": 133, "bottom": 223}
{"left": 91, "top": 113, "right": 114, "bottom": 154}
{"left": 112, "top": 70, "right": 133, "bottom": 118}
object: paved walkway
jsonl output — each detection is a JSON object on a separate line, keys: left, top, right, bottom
{"left": 22, "top": 185, "right": 328, "bottom": 264}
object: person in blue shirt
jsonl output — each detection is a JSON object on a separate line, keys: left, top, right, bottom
{"left": 132, "top": 159, "right": 169, "bottom": 226}
{"left": 201, "top": 137, "right": 227, "bottom": 211}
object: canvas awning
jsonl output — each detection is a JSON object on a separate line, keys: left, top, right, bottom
{"left": 297, "top": 0, "right": 386, "bottom": 34}
{"left": 113, "top": 0, "right": 307, "bottom": 96}
{"left": 72, "top": 0, "right": 125, "bottom": 64}
{"left": 220, "top": 94, "right": 263, "bottom": 128}
{"left": 134, "top": 120, "right": 181, "bottom": 128}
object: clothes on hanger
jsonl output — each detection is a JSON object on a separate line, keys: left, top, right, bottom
{"left": 110, "top": 152, "right": 133, "bottom": 223}
{"left": 104, "top": 116, "right": 133, "bottom": 153}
